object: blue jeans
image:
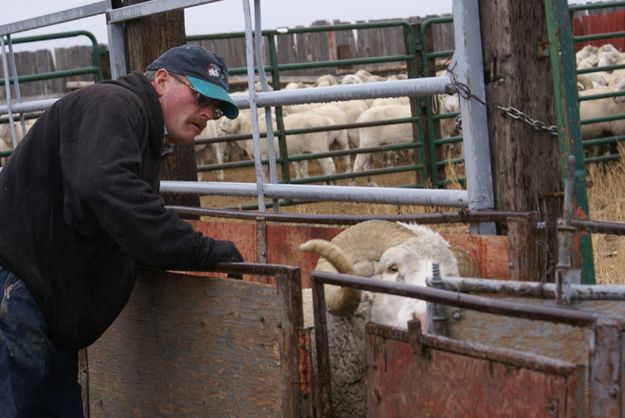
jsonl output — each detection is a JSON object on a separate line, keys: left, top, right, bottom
{"left": 0, "top": 265, "right": 83, "bottom": 418}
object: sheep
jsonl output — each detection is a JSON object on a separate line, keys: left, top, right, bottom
{"left": 194, "top": 120, "right": 226, "bottom": 181}
{"left": 218, "top": 111, "right": 337, "bottom": 181}
{"left": 299, "top": 220, "right": 475, "bottom": 418}
{"left": 596, "top": 43, "right": 625, "bottom": 69}
{"left": 352, "top": 104, "right": 414, "bottom": 186}
{"left": 578, "top": 85, "right": 625, "bottom": 157}
{"left": 313, "top": 74, "right": 338, "bottom": 87}
{"left": 577, "top": 73, "right": 608, "bottom": 91}
{"left": 284, "top": 81, "right": 312, "bottom": 90}
{"left": 370, "top": 96, "right": 410, "bottom": 107}
{"left": 0, "top": 117, "right": 37, "bottom": 153}
{"left": 576, "top": 44, "right": 599, "bottom": 66}
{"left": 310, "top": 104, "right": 351, "bottom": 173}
{"left": 329, "top": 100, "right": 370, "bottom": 148}
{"left": 340, "top": 74, "right": 363, "bottom": 85}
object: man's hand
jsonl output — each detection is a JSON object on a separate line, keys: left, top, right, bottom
{"left": 212, "top": 239, "right": 243, "bottom": 263}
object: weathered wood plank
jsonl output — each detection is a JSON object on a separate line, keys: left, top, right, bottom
{"left": 86, "top": 270, "right": 287, "bottom": 417}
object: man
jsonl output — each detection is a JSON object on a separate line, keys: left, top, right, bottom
{"left": 0, "top": 44, "right": 243, "bottom": 417}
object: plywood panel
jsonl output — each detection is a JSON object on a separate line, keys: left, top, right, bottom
{"left": 86, "top": 271, "right": 286, "bottom": 418}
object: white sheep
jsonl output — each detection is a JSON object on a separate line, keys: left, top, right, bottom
{"left": 310, "top": 104, "right": 351, "bottom": 173}
{"left": 579, "top": 85, "right": 625, "bottom": 157}
{"left": 597, "top": 43, "right": 625, "bottom": 69}
{"left": 313, "top": 74, "right": 338, "bottom": 87}
{"left": 194, "top": 120, "right": 227, "bottom": 181}
{"left": 0, "top": 118, "right": 37, "bottom": 152}
{"left": 340, "top": 74, "right": 363, "bottom": 85}
{"left": 370, "top": 96, "right": 410, "bottom": 107}
{"left": 352, "top": 104, "right": 414, "bottom": 186}
{"left": 329, "top": 100, "right": 370, "bottom": 148}
{"left": 286, "top": 100, "right": 369, "bottom": 149}
{"left": 299, "top": 220, "right": 468, "bottom": 418}
{"left": 576, "top": 44, "right": 599, "bottom": 66}
{"left": 218, "top": 111, "right": 337, "bottom": 181}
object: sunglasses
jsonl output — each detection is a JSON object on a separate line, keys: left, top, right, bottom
{"left": 169, "top": 72, "right": 224, "bottom": 119}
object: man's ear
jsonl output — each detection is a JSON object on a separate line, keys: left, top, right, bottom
{"left": 151, "top": 68, "right": 170, "bottom": 97}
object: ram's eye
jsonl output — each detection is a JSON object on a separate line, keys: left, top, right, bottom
{"left": 386, "top": 264, "right": 398, "bottom": 274}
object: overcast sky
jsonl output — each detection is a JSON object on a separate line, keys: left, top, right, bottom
{"left": 1, "top": 0, "right": 453, "bottom": 51}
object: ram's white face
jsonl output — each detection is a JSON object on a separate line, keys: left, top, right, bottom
{"left": 370, "top": 246, "right": 434, "bottom": 330}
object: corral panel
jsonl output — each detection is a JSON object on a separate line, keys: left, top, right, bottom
{"left": 366, "top": 326, "right": 583, "bottom": 418}
{"left": 84, "top": 270, "right": 296, "bottom": 417}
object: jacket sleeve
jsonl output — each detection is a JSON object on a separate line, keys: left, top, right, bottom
{"left": 58, "top": 85, "right": 231, "bottom": 270}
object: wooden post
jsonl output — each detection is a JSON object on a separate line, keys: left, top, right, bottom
{"left": 119, "top": 0, "right": 201, "bottom": 212}
{"left": 479, "top": 0, "right": 562, "bottom": 281}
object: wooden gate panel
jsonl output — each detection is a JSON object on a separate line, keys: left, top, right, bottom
{"left": 85, "top": 270, "right": 298, "bottom": 418}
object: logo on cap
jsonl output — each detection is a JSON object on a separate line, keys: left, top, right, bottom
{"left": 207, "top": 63, "right": 222, "bottom": 79}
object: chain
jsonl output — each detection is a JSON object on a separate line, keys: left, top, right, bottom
{"left": 447, "top": 67, "right": 559, "bottom": 136}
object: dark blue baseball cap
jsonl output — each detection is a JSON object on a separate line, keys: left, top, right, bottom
{"left": 147, "top": 44, "right": 239, "bottom": 119}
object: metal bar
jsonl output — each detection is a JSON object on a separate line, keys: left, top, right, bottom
{"left": 369, "top": 322, "right": 579, "bottom": 376}
{"left": 427, "top": 263, "right": 448, "bottom": 335}
{"left": 235, "top": 77, "right": 451, "bottom": 108}
{"left": 106, "top": 0, "right": 222, "bottom": 23}
{"left": 0, "top": 98, "right": 58, "bottom": 115}
{"left": 106, "top": 22, "right": 127, "bottom": 79}
{"left": 312, "top": 271, "right": 601, "bottom": 327}
{"left": 6, "top": 38, "right": 25, "bottom": 143}
{"left": 0, "top": 37, "right": 17, "bottom": 148}
{"left": 160, "top": 181, "right": 468, "bottom": 206}
{"left": 0, "top": 1, "right": 110, "bottom": 36}
{"left": 572, "top": 219, "right": 625, "bottom": 235}
{"left": 545, "top": 0, "right": 595, "bottom": 284}
{"left": 556, "top": 156, "right": 578, "bottom": 304}
{"left": 431, "top": 276, "right": 625, "bottom": 300}
{"left": 252, "top": 0, "right": 280, "bottom": 212}
{"left": 241, "top": 0, "right": 267, "bottom": 212}
{"left": 168, "top": 206, "right": 536, "bottom": 225}
{"left": 452, "top": 0, "right": 495, "bottom": 234}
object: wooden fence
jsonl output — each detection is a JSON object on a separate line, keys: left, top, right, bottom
{"left": 572, "top": 9, "right": 625, "bottom": 50}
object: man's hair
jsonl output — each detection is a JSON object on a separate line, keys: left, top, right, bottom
{"left": 144, "top": 70, "right": 156, "bottom": 81}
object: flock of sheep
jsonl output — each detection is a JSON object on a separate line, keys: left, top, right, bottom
{"left": 195, "top": 68, "right": 460, "bottom": 186}
{"left": 576, "top": 43, "right": 625, "bottom": 156}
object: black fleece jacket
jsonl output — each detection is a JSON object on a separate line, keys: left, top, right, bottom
{"left": 0, "top": 72, "right": 231, "bottom": 350}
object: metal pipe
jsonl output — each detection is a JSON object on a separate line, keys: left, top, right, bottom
{"left": 312, "top": 271, "right": 600, "bottom": 327}
{"left": 0, "top": 1, "right": 110, "bottom": 36}
{"left": 452, "top": 0, "right": 495, "bottom": 235}
{"left": 252, "top": 0, "right": 280, "bottom": 211}
{"left": 429, "top": 276, "right": 625, "bottom": 301}
{"left": 556, "top": 155, "right": 578, "bottom": 305}
{"left": 160, "top": 181, "right": 468, "bottom": 206}
{"left": 235, "top": 76, "right": 451, "bottom": 108}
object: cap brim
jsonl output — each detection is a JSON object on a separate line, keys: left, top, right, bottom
{"left": 187, "top": 75, "right": 239, "bottom": 119}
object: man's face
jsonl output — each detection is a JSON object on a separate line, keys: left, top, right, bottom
{"left": 152, "top": 69, "right": 222, "bottom": 145}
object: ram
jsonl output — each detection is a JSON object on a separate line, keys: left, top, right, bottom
{"left": 299, "top": 220, "right": 477, "bottom": 418}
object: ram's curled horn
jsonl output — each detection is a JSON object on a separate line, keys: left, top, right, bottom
{"left": 299, "top": 239, "right": 355, "bottom": 274}
{"left": 299, "top": 239, "right": 362, "bottom": 316}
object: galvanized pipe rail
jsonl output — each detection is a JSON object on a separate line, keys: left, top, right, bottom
{"left": 429, "top": 276, "right": 625, "bottom": 300}
{"left": 311, "top": 271, "right": 601, "bottom": 327}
